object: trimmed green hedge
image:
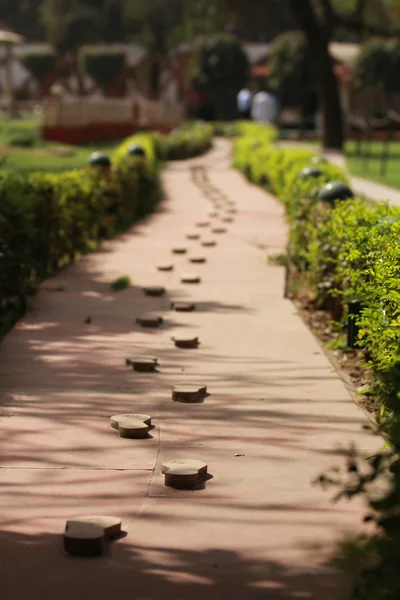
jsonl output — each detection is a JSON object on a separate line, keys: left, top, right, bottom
{"left": 234, "top": 123, "right": 400, "bottom": 599}
{"left": 0, "top": 122, "right": 213, "bottom": 337}
{"left": 234, "top": 126, "right": 400, "bottom": 438}
{"left": 153, "top": 121, "right": 213, "bottom": 160}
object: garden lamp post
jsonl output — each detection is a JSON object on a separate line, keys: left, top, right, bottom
{"left": 0, "top": 29, "right": 24, "bottom": 117}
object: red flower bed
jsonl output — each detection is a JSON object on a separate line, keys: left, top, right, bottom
{"left": 42, "top": 122, "right": 175, "bottom": 145}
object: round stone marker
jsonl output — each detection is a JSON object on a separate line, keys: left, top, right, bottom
{"left": 157, "top": 264, "right": 174, "bottom": 272}
{"left": 180, "top": 274, "right": 201, "bottom": 284}
{"left": 170, "top": 302, "right": 196, "bottom": 312}
{"left": 110, "top": 413, "right": 152, "bottom": 429}
{"left": 142, "top": 286, "right": 165, "bottom": 297}
{"left": 164, "top": 467, "right": 199, "bottom": 489}
{"left": 172, "top": 335, "right": 199, "bottom": 349}
{"left": 188, "top": 257, "right": 206, "bottom": 264}
{"left": 201, "top": 239, "right": 217, "bottom": 247}
{"left": 136, "top": 316, "right": 163, "bottom": 328}
{"left": 162, "top": 458, "right": 208, "bottom": 478}
{"left": 63, "top": 523, "right": 105, "bottom": 557}
{"left": 110, "top": 414, "right": 150, "bottom": 439}
{"left": 162, "top": 458, "right": 208, "bottom": 489}
{"left": 171, "top": 247, "right": 187, "bottom": 254}
{"left": 211, "top": 227, "right": 227, "bottom": 234}
{"left": 66, "top": 516, "right": 122, "bottom": 539}
{"left": 171, "top": 383, "right": 205, "bottom": 402}
{"left": 118, "top": 417, "right": 150, "bottom": 439}
{"left": 186, "top": 233, "right": 200, "bottom": 240}
{"left": 196, "top": 221, "right": 210, "bottom": 228}
{"left": 126, "top": 357, "right": 158, "bottom": 372}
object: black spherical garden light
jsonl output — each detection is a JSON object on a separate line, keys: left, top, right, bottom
{"left": 127, "top": 144, "right": 146, "bottom": 157}
{"left": 88, "top": 152, "right": 112, "bottom": 169}
{"left": 318, "top": 181, "right": 354, "bottom": 203}
{"left": 299, "top": 166, "right": 323, "bottom": 179}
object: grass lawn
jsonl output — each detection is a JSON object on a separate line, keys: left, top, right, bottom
{"left": 0, "top": 115, "right": 124, "bottom": 173}
{"left": 345, "top": 139, "right": 400, "bottom": 191}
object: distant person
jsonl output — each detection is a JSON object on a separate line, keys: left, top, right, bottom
{"left": 237, "top": 87, "right": 252, "bottom": 120}
{"left": 251, "top": 88, "right": 279, "bottom": 125}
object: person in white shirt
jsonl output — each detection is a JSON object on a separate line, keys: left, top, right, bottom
{"left": 251, "top": 87, "right": 279, "bottom": 124}
{"left": 237, "top": 88, "right": 252, "bottom": 120}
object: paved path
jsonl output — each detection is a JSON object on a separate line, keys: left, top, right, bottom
{"left": 0, "top": 139, "right": 378, "bottom": 600}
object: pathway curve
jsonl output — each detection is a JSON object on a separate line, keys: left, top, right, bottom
{"left": 0, "top": 139, "right": 378, "bottom": 600}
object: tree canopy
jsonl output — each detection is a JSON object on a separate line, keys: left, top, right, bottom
{"left": 268, "top": 31, "right": 314, "bottom": 105}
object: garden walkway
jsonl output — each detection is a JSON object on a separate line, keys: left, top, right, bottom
{"left": 0, "top": 139, "right": 379, "bottom": 600}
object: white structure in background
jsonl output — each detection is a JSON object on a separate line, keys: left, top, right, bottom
{"left": 0, "top": 40, "right": 184, "bottom": 128}
{"left": 0, "top": 29, "right": 25, "bottom": 114}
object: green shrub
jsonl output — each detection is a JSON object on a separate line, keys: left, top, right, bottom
{"left": 153, "top": 121, "right": 213, "bottom": 161}
{"left": 110, "top": 276, "right": 131, "bottom": 291}
{"left": 79, "top": 48, "right": 125, "bottom": 92}
{"left": 212, "top": 121, "right": 239, "bottom": 137}
{"left": 19, "top": 49, "right": 57, "bottom": 80}
{"left": 268, "top": 31, "right": 315, "bottom": 108}
{"left": 190, "top": 34, "right": 249, "bottom": 120}
{"left": 353, "top": 38, "right": 400, "bottom": 94}
{"left": 8, "top": 131, "right": 38, "bottom": 148}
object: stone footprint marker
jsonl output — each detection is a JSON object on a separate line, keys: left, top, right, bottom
{"left": 126, "top": 357, "right": 158, "bottom": 372}
{"left": 180, "top": 274, "right": 201, "bottom": 284}
{"left": 64, "top": 515, "right": 122, "bottom": 557}
{"left": 196, "top": 221, "right": 210, "bottom": 228}
{"left": 143, "top": 286, "right": 166, "bottom": 297}
{"left": 136, "top": 315, "right": 163, "bottom": 328}
{"left": 188, "top": 256, "right": 206, "bottom": 264}
{"left": 162, "top": 459, "right": 208, "bottom": 490}
{"left": 171, "top": 335, "right": 199, "bottom": 349}
{"left": 170, "top": 302, "right": 196, "bottom": 312}
{"left": 110, "top": 413, "right": 152, "bottom": 438}
{"left": 156, "top": 263, "right": 174, "bottom": 272}
{"left": 172, "top": 383, "right": 207, "bottom": 402}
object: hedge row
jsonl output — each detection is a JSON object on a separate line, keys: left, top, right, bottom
{"left": 0, "top": 122, "right": 212, "bottom": 337}
{"left": 234, "top": 123, "right": 400, "bottom": 599}
{"left": 153, "top": 121, "right": 213, "bottom": 160}
{"left": 234, "top": 124, "right": 400, "bottom": 439}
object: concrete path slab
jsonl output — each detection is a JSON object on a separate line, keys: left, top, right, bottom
{"left": 0, "top": 139, "right": 379, "bottom": 599}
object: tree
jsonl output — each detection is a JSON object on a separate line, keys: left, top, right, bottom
{"left": 190, "top": 33, "right": 249, "bottom": 120}
{"left": 39, "top": 0, "right": 101, "bottom": 52}
{"left": 268, "top": 31, "right": 316, "bottom": 118}
{"left": 353, "top": 38, "right": 390, "bottom": 90}
{"left": 122, "top": 0, "right": 182, "bottom": 97}
{"left": 288, "top": 0, "right": 400, "bottom": 150}
{"left": 79, "top": 48, "right": 125, "bottom": 95}
{"left": 19, "top": 49, "right": 57, "bottom": 80}
{"left": 19, "top": 48, "right": 57, "bottom": 96}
